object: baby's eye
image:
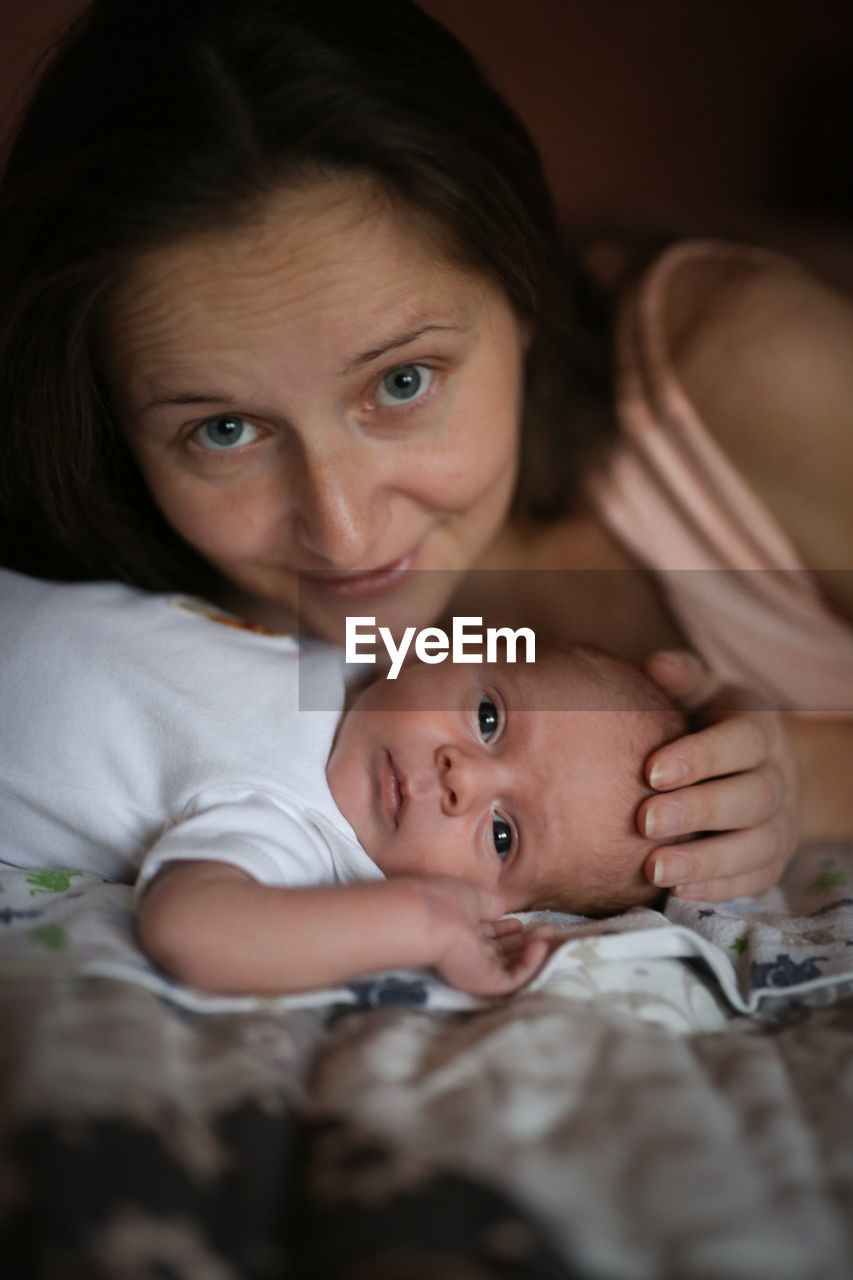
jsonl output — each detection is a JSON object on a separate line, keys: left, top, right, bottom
{"left": 492, "top": 814, "right": 513, "bottom": 860}
{"left": 477, "top": 696, "right": 499, "bottom": 741}
{"left": 375, "top": 363, "right": 433, "bottom": 406}
{"left": 192, "top": 415, "right": 261, "bottom": 451}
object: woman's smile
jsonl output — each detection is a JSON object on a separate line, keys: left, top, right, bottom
{"left": 298, "top": 541, "right": 424, "bottom": 600}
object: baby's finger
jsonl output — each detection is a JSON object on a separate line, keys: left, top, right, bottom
{"left": 646, "top": 823, "right": 784, "bottom": 890}
{"left": 472, "top": 937, "right": 547, "bottom": 997}
{"left": 492, "top": 930, "right": 527, "bottom": 956}
{"left": 504, "top": 936, "right": 549, "bottom": 985}
{"left": 525, "top": 923, "right": 560, "bottom": 943}
{"left": 490, "top": 916, "right": 525, "bottom": 938}
{"left": 646, "top": 714, "right": 775, "bottom": 791}
{"left": 639, "top": 766, "right": 783, "bottom": 841}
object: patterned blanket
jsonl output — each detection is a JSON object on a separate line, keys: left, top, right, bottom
{"left": 1, "top": 845, "right": 852, "bottom": 1278}
{"left": 2, "top": 843, "right": 851, "bottom": 1017}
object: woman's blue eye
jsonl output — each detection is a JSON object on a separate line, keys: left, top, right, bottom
{"left": 375, "top": 363, "right": 433, "bottom": 406}
{"left": 194, "top": 415, "right": 260, "bottom": 450}
{"left": 492, "top": 814, "right": 513, "bottom": 860}
{"left": 477, "top": 696, "right": 499, "bottom": 741}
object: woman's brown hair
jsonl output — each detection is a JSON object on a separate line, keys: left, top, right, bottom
{"left": 0, "top": 0, "right": 612, "bottom": 592}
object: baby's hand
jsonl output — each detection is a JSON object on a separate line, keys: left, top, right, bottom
{"left": 639, "top": 651, "right": 799, "bottom": 900}
{"left": 416, "top": 876, "right": 548, "bottom": 996}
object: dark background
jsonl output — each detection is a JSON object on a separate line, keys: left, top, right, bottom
{"left": 3, "top": 1, "right": 852, "bottom": 279}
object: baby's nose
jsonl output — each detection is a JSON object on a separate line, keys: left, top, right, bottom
{"left": 435, "top": 745, "right": 489, "bottom": 815}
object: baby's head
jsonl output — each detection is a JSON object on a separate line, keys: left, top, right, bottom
{"left": 327, "top": 643, "right": 686, "bottom": 917}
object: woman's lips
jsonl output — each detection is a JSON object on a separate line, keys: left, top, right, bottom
{"left": 380, "top": 750, "right": 404, "bottom": 828}
{"left": 299, "top": 546, "right": 419, "bottom": 600}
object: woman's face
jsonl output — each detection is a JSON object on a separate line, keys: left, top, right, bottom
{"left": 107, "top": 177, "right": 527, "bottom": 640}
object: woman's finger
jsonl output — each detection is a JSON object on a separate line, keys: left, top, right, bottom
{"left": 645, "top": 821, "right": 786, "bottom": 890}
{"left": 639, "top": 765, "right": 784, "bottom": 840}
{"left": 646, "top": 713, "right": 777, "bottom": 791}
{"left": 644, "top": 650, "right": 725, "bottom": 711}
{"left": 669, "top": 866, "right": 784, "bottom": 901}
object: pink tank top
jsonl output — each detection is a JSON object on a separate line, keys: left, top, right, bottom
{"left": 586, "top": 241, "right": 853, "bottom": 714}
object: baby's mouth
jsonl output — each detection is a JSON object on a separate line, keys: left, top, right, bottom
{"left": 380, "top": 750, "right": 405, "bottom": 828}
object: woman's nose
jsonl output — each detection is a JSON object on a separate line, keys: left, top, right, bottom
{"left": 292, "top": 444, "right": 388, "bottom": 567}
{"left": 436, "top": 745, "right": 489, "bottom": 815}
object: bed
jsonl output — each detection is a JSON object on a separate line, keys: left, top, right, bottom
{"left": 1, "top": 839, "right": 852, "bottom": 1279}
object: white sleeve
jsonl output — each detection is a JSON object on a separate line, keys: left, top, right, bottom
{"left": 134, "top": 787, "right": 336, "bottom": 901}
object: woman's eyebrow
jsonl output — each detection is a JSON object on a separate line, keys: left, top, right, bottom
{"left": 338, "top": 322, "right": 469, "bottom": 375}
{"left": 140, "top": 390, "right": 234, "bottom": 412}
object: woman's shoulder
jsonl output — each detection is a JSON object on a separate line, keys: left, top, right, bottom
{"left": 654, "top": 241, "right": 853, "bottom": 595}
{"left": 657, "top": 240, "right": 853, "bottom": 391}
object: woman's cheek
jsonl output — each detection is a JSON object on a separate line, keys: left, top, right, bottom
{"left": 427, "top": 387, "right": 520, "bottom": 505}
{"left": 148, "top": 466, "right": 263, "bottom": 558}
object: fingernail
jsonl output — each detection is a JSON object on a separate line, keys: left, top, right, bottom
{"left": 649, "top": 758, "right": 688, "bottom": 789}
{"left": 674, "top": 883, "right": 706, "bottom": 899}
{"left": 644, "top": 802, "right": 685, "bottom": 838}
{"left": 652, "top": 853, "right": 691, "bottom": 886}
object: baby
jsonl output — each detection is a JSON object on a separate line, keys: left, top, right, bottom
{"left": 328, "top": 643, "right": 685, "bottom": 919}
{"left": 0, "top": 569, "right": 684, "bottom": 997}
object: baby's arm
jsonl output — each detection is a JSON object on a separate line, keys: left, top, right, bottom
{"left": 137, "top": 861, "right": 547, "bottom": 997}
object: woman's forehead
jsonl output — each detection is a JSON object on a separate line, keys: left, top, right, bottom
{"left": 108, "top": 176, "right": 472, "bottom": 329}
{"left": 104, "top": 176, "right": 492, "bottom": 404}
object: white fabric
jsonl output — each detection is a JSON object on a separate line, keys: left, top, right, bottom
{"left": 0, "top": 569, "right": 379, "bottom": 893}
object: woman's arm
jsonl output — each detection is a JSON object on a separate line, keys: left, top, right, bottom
{"left": 137, "top": 860, "right": 547, "bottom": 997}
{"left": 669, "top": 251, "right": 853, "bottom": 621}
{"left": 636, "top": 254, "right": 853, "bottom": 898}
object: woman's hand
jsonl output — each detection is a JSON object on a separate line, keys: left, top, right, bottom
{"left": 638, "top": 651, "right": 800, "bottom": 900}
{"left": 420, "top": 877, "right": 549, "bottom": 996}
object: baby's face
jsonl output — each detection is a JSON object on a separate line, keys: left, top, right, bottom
{"left": 326, "top": 653, "right": 647, "bottom": 912}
